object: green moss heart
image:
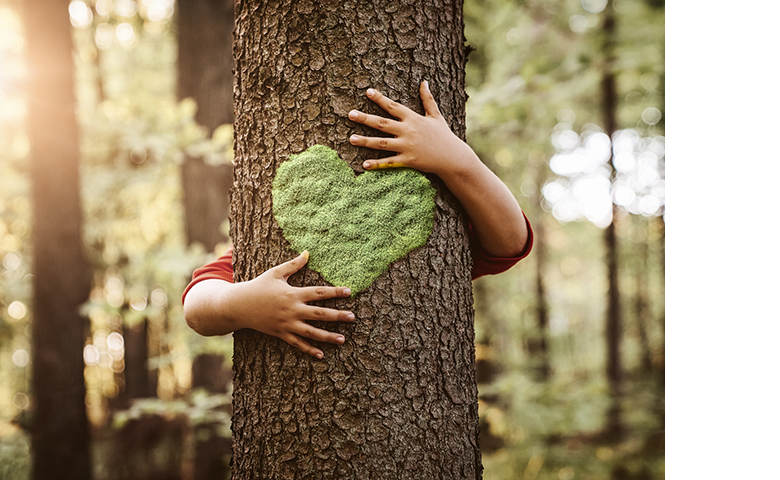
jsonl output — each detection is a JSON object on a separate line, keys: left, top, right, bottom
{"left": 272, "top": 145, "right": 436, "bottom": 294}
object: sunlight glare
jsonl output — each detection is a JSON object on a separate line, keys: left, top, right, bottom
{"left": 95, "top": 23, "right": 113, "bottom": 49}
{"left": 551, "top": 129, "right": 580, "bottom": 151}
{"left": 115, "top": 0, "right": 138, "bottom": 18}
{"left": 614, "top": 151, "right": 635, "bottom": 172}
{"left": 542, "top": 180, "right": 567, "bottom": 203}
{"left": 639, "top": 195, "right": 661, "bottom": 216}
{"left": 95, "top": 0, "right": 111, "bottom": 16}
{"left": 83, "top": 344, "right": 100, "bottom": 365}
{"left": 569, "top": 15, "right": 587, "bottom": 33}
{"left": 116, "top": 23, "right": 136, "bottom": 47}
{"left": 581, "top": 0, "right": 608, "bottom": 13}
{"left": 151, "top": 288, "right": 168, "bottom": 307}
{"left": 69, "top": 1, "right": 93, "bottom": 28}
{"left": 11, "top": 349, "right": 29, "bottom": 367}
{"left": 613, "top": 184, "right": 636, "bottom": 206}
{"left": 573, "top": 175, "right": 613, "bottom": 227}
{"left": 642, "top": 107, "right": 662, "bottom": 126}
{"left": 2, "top": 252, "right": 21, "bottom": 270}
{"left": 7, "top": 301, "right": 27, "bottom": 320}
{"left": 107, "top": 332, "right": 124, "bottom": 350}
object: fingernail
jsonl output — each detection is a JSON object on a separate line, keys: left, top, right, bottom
{"left": 363, "top": 162, "right": 371, "bottom": 169}
{"left": 316, "top": 352, "right": 323, "bottom": 359}
{"left": 346, "top": 313, "right": 355, "bottom": 321}
{"left": 301, "top": 250, "right": 309, "bottom": 260}
{"left": 343, "top": 288, "right": 352, "bottom": 296}
{"left": 367, "top": 88, "right": 376, "bottom": 97}
{"left": 350, "top": 135, "right": 359, "bottom": 143}
{"left": 337, "top": 335, "right": 345, "bottom": 343}
{"left": 348, "top": 110, "right": 358, "bottom": 120}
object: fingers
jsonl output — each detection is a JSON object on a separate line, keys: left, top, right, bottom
{"left": 282, "top": 334, "right": 325, "bottom": 359}
{"left": 348, "top": 109, "right": 402, "bottom": 135}
{"left": 365, "top": 88, "right": 414, "bottom": 119}
{"left": 302, "top": 304, "right": 355, "bottom": 323}
{"left": 420, "top": 81, "right": 441, "bottom": 118}
{"left": 283, "top": 325, "right": 346, "bottom": 360}
{"left": 361, "top": 155, "right": 404, "bottom": 170}
{"left": 274, "top": 250, "right": 309, "bottom": 279}
{"left": 300, "top": 285, "right": 352, "bottom": 301}
{"left": 349, "top": 133, "right": 402, "bottom": 153}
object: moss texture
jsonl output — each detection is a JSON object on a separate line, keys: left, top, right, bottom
{"left": 272, "top": 145, "right": 436, "bottom": 294}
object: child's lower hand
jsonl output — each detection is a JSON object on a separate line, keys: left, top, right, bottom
{"left": 348, "top": 81, "right": 479, "bottom": 180}
{"left": 189, "top": 251, "right": 354, "bottom": 359}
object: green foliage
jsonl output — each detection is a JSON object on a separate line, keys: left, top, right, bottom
{"left": 272, "top": 145, "right": 436, "bottom": 294}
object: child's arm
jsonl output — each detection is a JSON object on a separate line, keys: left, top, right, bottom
{"left": 348, "top": 82, "right": 529, "bottom": 258}
{"left": 183, "top": 251, "right": 354, "bottom": 359}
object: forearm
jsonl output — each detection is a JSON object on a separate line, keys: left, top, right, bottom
{"left": 437, "top": 145, "right": 529, "bottom": 258}
{"left": 183, "top": 279, "right": 243, "bottom": 336}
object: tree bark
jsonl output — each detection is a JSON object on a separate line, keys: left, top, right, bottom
{"left": 230, "top": 1, "right": 480, "bottom": 478}
{"left": 23, "top": 1, "right": 92, "bottom": 479}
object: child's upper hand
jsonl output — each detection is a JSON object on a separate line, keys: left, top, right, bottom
{"left": 222, "top": 251, "right": 354, "bottom": 359}
{"left": 348, "top": 81, "right": 478, "bottom": 180}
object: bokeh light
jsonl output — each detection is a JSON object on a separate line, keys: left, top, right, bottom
{"left": 11, "top": 349, "right": 29, "bottom": 367}
{"left": 69, "top": 1, "right": 93, "bottom": 29}
{"left": 545, "top": 124, "right": 665, "bottom": 225}
{"left": 581, "top": 0, "right": 608, "bottom": 13}
{"left": 83, "top": 344, "right": 100, "bottom": 365}
{"left": 116, "top": 23, "right": 135, "bottom": 47}
{"left": 7, "top": 301, "right": 27, "bottom": 320}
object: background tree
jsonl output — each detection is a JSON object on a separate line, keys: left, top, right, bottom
{"left": 22, "top": 0, "right": 92, "bottom": 478}
{"left": 230, "top": 0, "right": 481, "bottom": 477}
{"left": 177, "top": 0, "right": 235, "bottom": 478}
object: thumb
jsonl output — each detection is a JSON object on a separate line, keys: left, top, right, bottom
{"left": 274, "top": 251, "right": 309, "bottom": 279}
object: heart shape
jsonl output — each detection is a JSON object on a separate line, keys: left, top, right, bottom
{"left": 272, "top": 145, "right": 436, "bottom": 294}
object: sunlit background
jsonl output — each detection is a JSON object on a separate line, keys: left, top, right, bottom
{"left": 1, "top": 0, "right": 664, "bottom": 479}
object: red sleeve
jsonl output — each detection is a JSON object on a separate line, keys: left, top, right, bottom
{"left": 470, "top": 212, "right": 534, "bottom": 280}
{"left": 181, "top": 214, "right": 532, "bottom": 303}
{"left": 181, "top": 245, "right": 235, "bottom": 304}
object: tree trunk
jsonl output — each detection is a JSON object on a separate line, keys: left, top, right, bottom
{"left": 230, "top": 1, "right": 480, "bottom": 478}
{"left": 177, "top": 3, "right": 235, "bottom": 478}
{"left": 601, "top": 1, "right": 624, "bottom": 441}
{"left": 528, "top": 159, "right": 550, "bottom": 382}
{"left": 178, "top": 0, "right": 235, "bottom": 252}
{"left": 23, "top": 1, "right": 92, "bottom": 479}
{"left": 633, "top": 217, "right": 653, "bottom": 375}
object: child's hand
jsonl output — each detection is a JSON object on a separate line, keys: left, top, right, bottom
{"left": 347, "top": 82, "right": 530, "bottom": 259}
{"left": 184, "top": 252, "right": 354, "bottom": 359}
{"left": 348, "top": 81, "right": 479, "bottom": 180}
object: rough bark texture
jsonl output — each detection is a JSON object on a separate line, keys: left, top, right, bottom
{"left": 230, "top": 1, "right": 480, "bottom": 478}
{"left": 23, "top": 1, "right": 92, "bottom": 479}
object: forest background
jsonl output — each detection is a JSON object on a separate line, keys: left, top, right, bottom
{"left": 4, "top": 0, "right": 753, "bottom": 478}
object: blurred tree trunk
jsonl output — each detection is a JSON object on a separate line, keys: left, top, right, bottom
{"left": 177, "top": 0, "right": 235, "bottom": 252}
{"left": 23, "top": 1, "right": 92, "bottom": 479}
{"left": 528, "top": 157, "right": 551, "bottom": 382}
{"left": 230, "top": 0, "right": 480, "bottom": 478}
{"left": 602, "top": 1, "right": 624, "bottom": 441}
{"left": 177, "top": 1, "right": 235, "bottom": 478}
{"left": 121, "top": 318, "right": 157, "bottom": 401}
{"left": 633, "top": 217, "right": 653, "bottom": 374}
